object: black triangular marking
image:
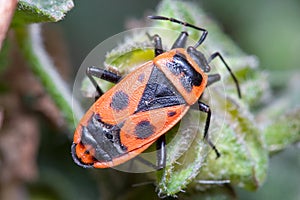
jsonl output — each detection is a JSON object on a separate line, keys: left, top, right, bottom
{"left": 135, "top": 66, "right": 186, "bottom": 113}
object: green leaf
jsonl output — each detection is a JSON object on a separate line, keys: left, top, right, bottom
{"left": 264, "top": 107, "right": 300, "bottom": 154}
{"left": 152, "top": 0, "right": 268, "bottom": 196}
{"left": 156, "top": 109, "right": 212, "bottom": 197}
{"left": 196, "top": 94, "right": 268, "bottom": 191}
{"left": 257, "top": 74, "right": 300, "bottom": 154}
{"left": 105, "top": 43, "right": 154, "bottom": 74}
{"left": 156, "top": 92, "right": 268, "bottom": 197}
{"left": 12, "top": 0, "right": 74, "bottom": 25}
{"left": 79, "top": 0, "right": 299, "bottom": 198}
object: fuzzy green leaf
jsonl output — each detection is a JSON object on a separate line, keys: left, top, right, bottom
{"left": 79, "top": 0, "right": 299, "bottom": 198}
{"left": 196, "top": 93, "right": 268, "bottom": 191}
{"left": 12, "top": 0, "right": 74, "bottom": 26}
{"left": 264, "top": 107, "right": 300, "bottom": 153}
{"left": 152, "top": 0, "right": 268, "bottom": 196}
{"left": 156, "top": 92, "right": 268, "bottom": 197}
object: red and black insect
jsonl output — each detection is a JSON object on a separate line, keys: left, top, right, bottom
{"left": 71, "top": 16, "right": 241, "bottom": 169}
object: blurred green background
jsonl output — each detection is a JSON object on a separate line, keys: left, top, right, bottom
{"left": 3, "top": 0, "right": 299, "bottom": 199}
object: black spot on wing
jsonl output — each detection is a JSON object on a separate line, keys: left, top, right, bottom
{"left": 110, "top": 91, "right": 129, "bottom": 111}
{"left": 135, "top": 66, "right": 186, "bottom": 113}
{"left": 135, "top": 120, "right": 155, "bottom": 139}
{"left": 167, "top": 111, "right": 177, "bottom": 117}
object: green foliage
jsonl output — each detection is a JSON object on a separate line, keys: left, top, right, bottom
{"left": 102, "top": 0, "right": 299, "bottom": 198}
{"left": 1, "top": 0, "right": 299, "bottom": 199}
{"left": 12, "top": 0, "right": 74, "bottom": 25}
{"left": 264, "top": 107, "right": 300, "bottom": 153}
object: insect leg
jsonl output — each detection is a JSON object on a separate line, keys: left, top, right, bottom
{"left": 133, "top": 156, "right": 159, "bottom": 170}
{"left": 208, "top": 52, "right": 242, "bottom": 98}
{"left": 146, "top": 33, "right": 164, "bottom": 56}
{"left": 171, "top": 31, "right": 188, "bottom": 49}
{"left": 129, "top": 135, "right": 166, "bottom": 171}
{"left": 198, "top": 101, "right": 221, "bottom": 158}
{"left": 131, "top": 135, "right": 166, "bottom": 171}
{"left": 156, "top": 135, "right": 166, "bottom": 170}
{"left": 86, "top": 66, "right": 122, "bottom": 100}
{"left": 207, "top": 74, "right": 221, "bottom": 87}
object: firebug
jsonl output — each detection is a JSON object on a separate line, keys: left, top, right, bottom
{"left": 71, "top": 16, "right": 241, "bottom": 169}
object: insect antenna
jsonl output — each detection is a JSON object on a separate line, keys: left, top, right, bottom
{"left": 148, "top": 15, "right": 208, "bottom": 48}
